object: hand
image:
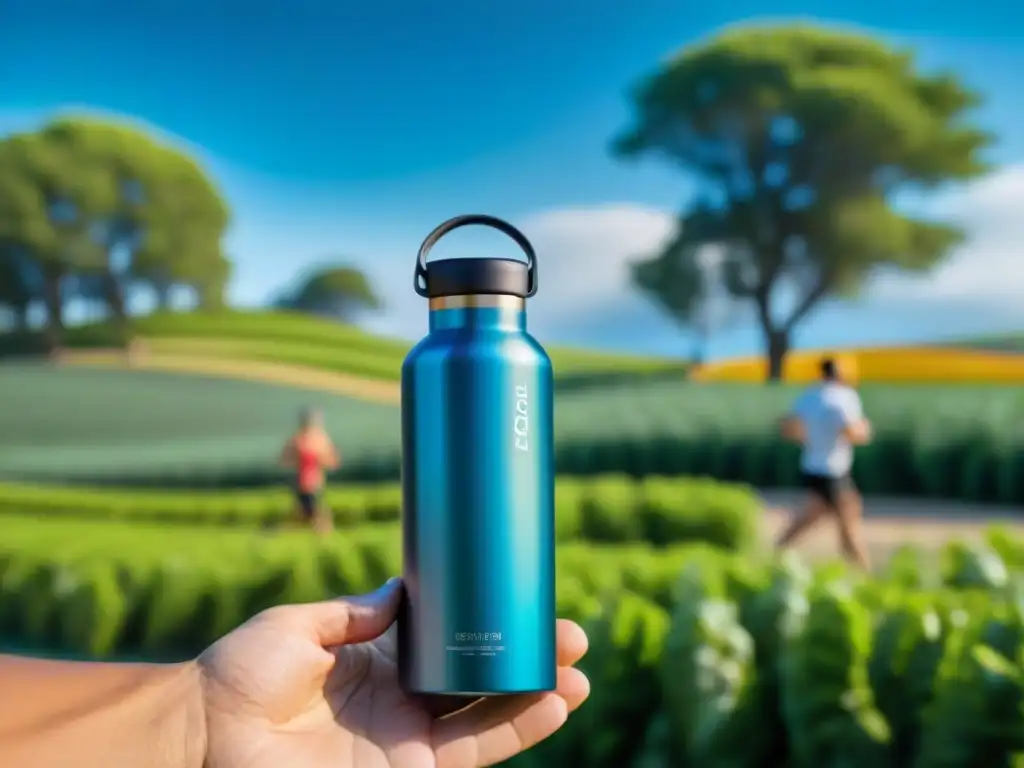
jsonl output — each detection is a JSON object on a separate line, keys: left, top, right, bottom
{"left": 198, "top": 578, "right": 590, "bottom": 768}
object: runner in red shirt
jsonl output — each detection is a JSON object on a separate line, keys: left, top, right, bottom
{"left": 279, "top": 407, "right": 340, "bottom": 532}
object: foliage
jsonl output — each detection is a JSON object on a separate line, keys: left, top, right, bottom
{"left": 0, "top": 475, "right": 760, "bottom": 551}
{"left": 613, "top": 23, "right": 992, "bottom": 379}
{"left": 691, "top": 347, "right": 1024, "bottom": 384}
{"left": 632, "top": 244, "right": 737, "bottom": 364}
{"left": 0, "top": 116, "right": 231, "bottom": 347}
{"left": 550, "top": 381, "right": 1024, "bottom": 506}
{"left": 274, "top": 264, "right": 382, "bottom": 322}
{"left": 3, "top": 360, "right": 1024, "bottom": 505}
{"left": 2, "top": 520, "right": 1022, "bottom": 767}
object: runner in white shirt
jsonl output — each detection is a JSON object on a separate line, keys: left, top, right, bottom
{"left": 775, "top": 356, "right": 873, "bottom": 568}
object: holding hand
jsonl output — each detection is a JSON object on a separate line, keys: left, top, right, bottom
{"left": 199, "top": 578, "right": 591, "bottom": 768}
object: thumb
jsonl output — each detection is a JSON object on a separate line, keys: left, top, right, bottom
{"left": 306, "top": 577, "right": 403, "bottom": 647}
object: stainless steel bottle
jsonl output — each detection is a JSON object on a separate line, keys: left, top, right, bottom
{"left": 397, "top": 214, "right": 556, "bottom": 696}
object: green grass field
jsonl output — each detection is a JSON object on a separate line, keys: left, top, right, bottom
{"left": 0, "top": 362, "right": 401, "bottom": 484}
{"left": 2, "top": 309, "right": 1023, "bottom": 501}
{"left": 3, "top": 361, "right": 1024, "bottom": 504}
{"left": 0, "top": 309, "right": 688, "bottom": 385}
{"left": 2, "top": 314, "right": 1023, "bottom": 767}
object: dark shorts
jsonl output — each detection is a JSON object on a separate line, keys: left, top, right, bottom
{"left": 295, "top": 489, "right": 319, "bottom": 519}
{"left": 800, "top": 472, "right": 854, "bottom": 510}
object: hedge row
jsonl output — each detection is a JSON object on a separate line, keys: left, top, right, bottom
{"left": 2, "top": 521, "right": 1023, "bottom": 767}
{"left": 0, "top": 517, "right": 698, "bottom": 658}
{"left": 0, "top": 475, "right": 759, "bottom": 550}
{"left": 548, "top": 383, "right": 1024, "bottom": 508}
{"left": 550, "top": 432, "right": 1024, "bottom": 508}
{"left": 20, "top": 419, "right": 1024, "bottom": 509}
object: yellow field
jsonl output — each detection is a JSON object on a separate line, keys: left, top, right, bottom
{"left": 690, "top": 347, "right": 1024, "bottom": 384}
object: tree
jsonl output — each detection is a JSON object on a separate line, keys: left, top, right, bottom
{"left": 276, "top": 265, "right": 381, "bottom": 322}
{"left": 0, "top": 116, "right": 232, "bottom": 349}
{"left": 0, "top": 242, "right": 42, "bottom": 331}
{"left": 36, "top": 117, "right": 232, "bottom": 317}
{"left": 193, "top": 251, "right": 233, "bottom": 310}
{"left": 632, "top": 241, "right": 738, "bottom": 365}
{"left": 0, "top": 130, "right": 110, "bottom": 348}
{"left": 613, "top": 23, "right": 992, "bottom": 380}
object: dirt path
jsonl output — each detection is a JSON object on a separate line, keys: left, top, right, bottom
{"left": 61, "top": 350, "right": 401, "bottom": 404}
{"left": 759, "top": 490, "right": 1024, "bottom": 565}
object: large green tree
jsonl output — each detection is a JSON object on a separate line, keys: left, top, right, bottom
{"left": 0, "top": 116, "right": 231, "bottom": 348}
{"left": 37, "top": 117, "right": 232, "bottom": 315}
{"left": 613, "top": 24, "right": 992, "bottom": 379}
{"left": 0, "top": 130, "right": 109, "bottom": 347}
{"left": 275, "top": 264, "right": 381, "bottom": 322}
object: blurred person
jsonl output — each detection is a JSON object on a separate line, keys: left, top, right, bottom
{"left": 279, "top": 407, "right": 340, "bottom": 532}
{"left": 775, "top": 355, "right": 873, "bottom": 569}
{"left": 0, "top": 577, "right": 591, "bottom": 768}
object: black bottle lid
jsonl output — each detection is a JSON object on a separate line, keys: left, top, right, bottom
{"left": 422, "top": 257, "right": 530, "bottom": 298}
{"left": 415, "top": 215, "right": 537, "bottom": 299}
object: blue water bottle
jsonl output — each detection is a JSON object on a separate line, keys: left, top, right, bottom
{"left": 398, "top": 214, "right": 556, "bottom": 696}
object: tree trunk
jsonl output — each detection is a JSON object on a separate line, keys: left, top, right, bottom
{"left": 765, "top": 328, "right": 789, "bottom": 382}
{"left": 691, "top": 336, "right": 707, "bottom": 367}
{"left": 154, "top": 281, "right": 172, "bottom": 310}
{"left": 104, "top": 273, "right": 130, "bottom": 347}
{"left": 13, "top": 305, "right": 28, "bottom": 333}
{"left": 41, "top": 272, "right": 65, "bottom": 355}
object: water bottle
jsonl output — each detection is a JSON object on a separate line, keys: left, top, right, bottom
{"left": 397, "top": 214, "right": 556, "bottom": 696}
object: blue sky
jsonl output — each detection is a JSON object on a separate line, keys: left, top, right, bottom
{"left": 2, "top": 0, "right": 1023, "bottom": 357}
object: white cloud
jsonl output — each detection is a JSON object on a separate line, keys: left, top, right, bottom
{"left": 6, "top": 105, "right": 1020, "bottom": 348}
{"left": 870, "top": 164, "right": 1024, "bottom": 307}
{"left": 362, "top": 203, "right": 680, "bottom": 343}
{"left": 516, "top": 204, "right": 677, "bottom": 334}
{"left": 366, "top": 166, "right": 1024, "bottom": 350}
{"left": 517, "top": 165, "right": 1024, "bottom": 342}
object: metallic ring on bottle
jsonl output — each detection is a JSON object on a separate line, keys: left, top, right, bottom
{"left": 414, "top": 214, "right": 538, "bottom": 299}
{"left": 428, "top": 295, "right": 526, "bottom": 311}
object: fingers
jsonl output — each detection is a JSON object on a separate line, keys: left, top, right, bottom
{"left": 297, "top": 577, "right": 403, "bottom": 647}
{"left": 432, "top": 666, "right": 591, "bottom": 768}
{"left": 555, "top": 619, "right": 588, "bottom": 666}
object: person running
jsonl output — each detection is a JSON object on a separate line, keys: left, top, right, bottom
{"left": 775, "top": 355, "right": 873, "bottom": 569}
{"left": 279, "top": 407, "right": 340, "bottom": 532}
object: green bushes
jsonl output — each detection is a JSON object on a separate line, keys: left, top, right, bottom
{"left": 0, "top": 517, "right": 695, "bottom": 658}
{"left": 0, "top": 475, "right": 759, "bottom": 550}
{"left": 2, "top": 521, "right": 1022, "bottom": 767}
{"left": 508, "top": 542, "right": 1024, "bottom": 768}
{"left": 551, "top": 381, "right": 1024, "bottom": 506}
{"left": 5, "top": 354, "right": 1023, "bottom": 506}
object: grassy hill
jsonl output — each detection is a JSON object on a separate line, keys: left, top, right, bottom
{"left": 0, "top": 363, "right": 401, "bottom": 485}
{"left": 0, "top": 309, "right": 687, "bottom": 388}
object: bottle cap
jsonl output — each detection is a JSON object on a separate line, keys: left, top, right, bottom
{"left": 421, "top": 257, "right": 529, "bottom": 299}
{"left": 415, "top": 215, "right": 537, "bottom": 299}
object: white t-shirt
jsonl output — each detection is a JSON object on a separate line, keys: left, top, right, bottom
{"left": 789, "top": 382, "right": 864, "bottom": 478}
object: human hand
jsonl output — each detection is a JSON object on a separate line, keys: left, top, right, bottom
{"left": 198, "top": 578, "right": 590, "bottom": 768}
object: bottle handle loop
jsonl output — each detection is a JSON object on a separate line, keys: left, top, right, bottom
{"left": 414, "top": 214, "right": 537, "bottom": 298}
